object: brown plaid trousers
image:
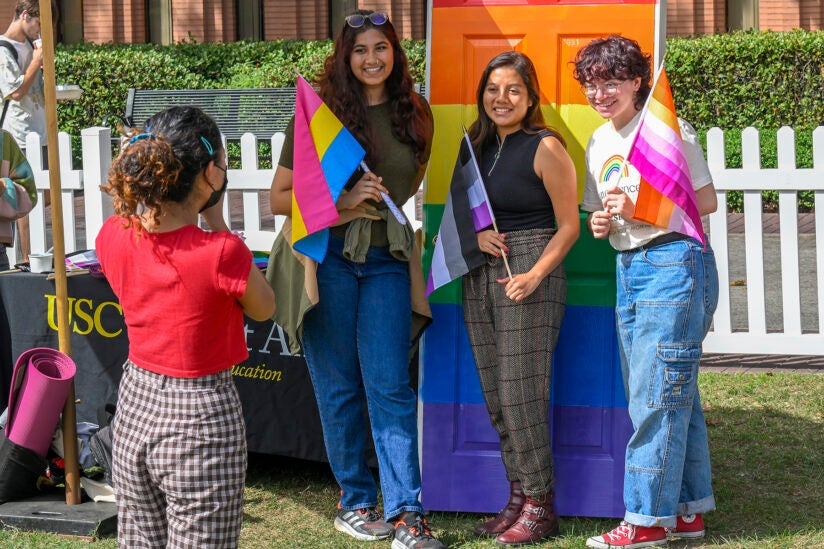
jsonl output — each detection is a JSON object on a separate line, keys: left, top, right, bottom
{"left": 462, "top": 228, "right": 566, "bottom": 498}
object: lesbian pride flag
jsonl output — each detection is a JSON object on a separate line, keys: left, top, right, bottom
{"left": 426, "top": 132, "right": 494, "bottom": 296}
{"left": 292, "top": 76, "right": 365, "bottom": 261}
{"left": 628, "top": 67, "right": 704, "bottom": 245}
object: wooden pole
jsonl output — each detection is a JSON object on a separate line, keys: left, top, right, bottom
{"left": 40, "top": 0, "right": 81, "bottom": 506}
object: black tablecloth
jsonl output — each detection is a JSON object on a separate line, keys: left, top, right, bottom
{"left": 0, "top": 272, "right": 327, "bottom": 461}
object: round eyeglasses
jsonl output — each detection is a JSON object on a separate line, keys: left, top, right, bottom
{"left": 345, "top": 12, "right": 389, "bottom": 28}
{"left": 581, "top": 81, "right": 623, "bottom": 97}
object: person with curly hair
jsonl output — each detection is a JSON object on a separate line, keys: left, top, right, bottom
{"left": 573, "top": 35, "right": 718, "bottom": 549}
{"left": 96, "top": 106, "right": 274, "bottom": 549}
{"left": 269, "top": 10, "right": 443, "bottom": 549}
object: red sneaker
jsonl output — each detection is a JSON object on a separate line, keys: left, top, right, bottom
{"left": 668, "top": 513, "right": 705, "bottom": 540}
{"left": 586, "top": 521, "right": 668, "bottom": 548}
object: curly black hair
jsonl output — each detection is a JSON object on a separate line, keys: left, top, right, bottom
{"left": 572, "top": 35, "right": 652, "bottom": 111}
{"left": 103, "top": 106, "right": 222, "bottom": 230}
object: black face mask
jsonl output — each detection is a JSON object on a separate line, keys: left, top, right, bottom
{"left": 199, "top": 165, "right": 228, "bottom": 213}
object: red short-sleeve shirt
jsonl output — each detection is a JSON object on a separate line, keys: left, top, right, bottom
{"left": 96, "top": 217, "right": 252, "bottom": 377}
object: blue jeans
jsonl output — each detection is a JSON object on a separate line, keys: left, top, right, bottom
{"left": 616, "top": 237, "right": 718, "bottom": 528}
{"left": 301, "top": 235, "right": 422, "bottom": 520}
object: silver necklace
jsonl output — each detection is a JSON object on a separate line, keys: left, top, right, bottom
{"left": 488, "top": 135, "right": 504, "bottom": 176}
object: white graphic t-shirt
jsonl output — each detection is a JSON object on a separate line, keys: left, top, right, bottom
{"left": 0, "top": 35, "right": 46, "bottom": 149}
{"left": 580, "top": 110, "right": 712, "bottom": 251}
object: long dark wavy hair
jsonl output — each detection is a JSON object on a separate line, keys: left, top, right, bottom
{"left": 317, "top": 9, "right": 432, "bottom": 167}
{"left": 572, "top": 34, "right": 652, "bottom": 111}
{"left": 468, "top": 51, "right": 563, "bottom": 160}
{"left": 103, "top": 106, "right": 222, "bottom": 230}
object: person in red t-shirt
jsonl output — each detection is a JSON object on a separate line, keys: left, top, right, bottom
{"left": 95, "top": 106, "right": 274, "bottom": 549}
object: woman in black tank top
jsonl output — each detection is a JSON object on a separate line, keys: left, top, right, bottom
{"left": 462, "top": 51, "right": 580, "bottom": 545}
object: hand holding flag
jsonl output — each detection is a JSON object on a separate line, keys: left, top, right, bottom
{"left": 359, "top": 161, "right": 407, "bottom": 225}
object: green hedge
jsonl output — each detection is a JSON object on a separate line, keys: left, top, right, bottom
{"left": 54, "top": 31, "right": 821, "bottom": 210}
{"left": 667, "top": 29, "right": 824, "bottom": 211}
{"left": 667, "top": 30, "right": 824, "bottom": 133}
{"left": 54, "top": 38, "right": 423, "bottom": 137}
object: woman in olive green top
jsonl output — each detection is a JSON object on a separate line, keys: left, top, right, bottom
{"left": 269, "top": 10, "right": 444, "bottom": 549}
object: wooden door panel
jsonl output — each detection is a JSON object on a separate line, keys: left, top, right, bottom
{"left": 421, "top": 0, "right": 659, "bottom": 518}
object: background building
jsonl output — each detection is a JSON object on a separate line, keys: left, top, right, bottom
{"left": 669, "top": 0, "right": 823, "bottom": 35}
{"left": 0, "top": 1, "right": 820, "bottom": 43}
{"left": 0, "top": 1, "right": 426, "bottom": 44}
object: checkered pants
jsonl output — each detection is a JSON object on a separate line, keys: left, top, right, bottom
{"left": 462, "top": 229, "right": 566, "bottom": 498}
{"left": 112, "top": 361, "right": 247, "bottom": 548}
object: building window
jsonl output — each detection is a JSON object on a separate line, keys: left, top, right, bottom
{"left": 238, "top": 0, "right": 262, "bottom": 41}
{"left": 147, "top": 0, "right": 172, "bottom": 44}
{"left": 728, "top": 0, "right": 759, "bottom": 31}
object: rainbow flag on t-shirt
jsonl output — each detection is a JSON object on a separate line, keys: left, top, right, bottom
{"left": 291, "top": 76, "right": 365, "bottom": 262}
{"left": 628, "top": 67, "right": 704, "bottom": 245}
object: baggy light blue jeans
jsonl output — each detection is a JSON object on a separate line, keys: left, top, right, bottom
{"left": 615, "top": 237, "right": 718, "bottom": 528}
{"left": 301, "top": 235, "right": 423, "bottom": 520}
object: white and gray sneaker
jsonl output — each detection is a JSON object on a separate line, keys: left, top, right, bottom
{"left": 392, "top": 512, "right": 447, "bottom": 549}
{"left": 334, "top": 507, "right": 394, "bottom": 541}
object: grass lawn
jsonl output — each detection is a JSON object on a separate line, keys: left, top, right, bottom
{"left": 0, "top": 372, "right": 821, "bottom": 548}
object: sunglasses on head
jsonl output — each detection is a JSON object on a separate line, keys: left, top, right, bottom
{"left": 345, "top": 12, "right": 389, "bottom": 28}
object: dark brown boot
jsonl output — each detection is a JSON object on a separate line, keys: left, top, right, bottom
{"left": 495, "top": 493, "right": 559, "bottom": 546}
{"left": 473, "top": 481, "right": 526, "bottom": 537}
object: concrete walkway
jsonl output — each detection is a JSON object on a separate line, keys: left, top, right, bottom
{"left": 700, "top": 353, "right": 824, "bottom": 374}
{"left": 701, "top": 212, "right": 822, "bottom": 374}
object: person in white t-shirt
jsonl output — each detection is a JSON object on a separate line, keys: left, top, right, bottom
{"left": 0, "top": 0, "right": 46, "bottom": 263}
{"left": 574, "top": 35, "right": 719, "bottom": 549}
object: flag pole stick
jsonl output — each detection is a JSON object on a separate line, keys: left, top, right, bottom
{"left": 461, "top": 129, "right": 513, "bottom": 280}
{"left": 40, "top": 0, "right": 81, "bottom": 506}
{"left": 358, "top": 161, "right": 408, "bottom": 226}
{"left": 491, "top": 219, "right": 513, "bottom": 280}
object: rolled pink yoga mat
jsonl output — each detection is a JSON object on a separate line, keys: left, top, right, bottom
{"left": 5, "top": 348, "right": 76, "bottom": 457}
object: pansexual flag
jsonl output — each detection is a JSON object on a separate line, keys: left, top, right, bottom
{"left": 628, "top": 67, "right": 705, "bottom": 245}
{"left": 292, "top": 75, "right": 365, "bottom": 261}
{"left": 426, "top": 132, "right": 494, "bottom": 296}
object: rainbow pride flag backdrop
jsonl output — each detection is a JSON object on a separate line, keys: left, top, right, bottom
{"left": 628, "top": 67, "right": 704, "bottom": 245}
{"left": 292, "top": 76, "right": 365, "bottom": 262}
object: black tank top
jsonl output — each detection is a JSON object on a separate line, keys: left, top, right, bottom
{"left": 480, "top": 129, "right": 557, "bottom": 233}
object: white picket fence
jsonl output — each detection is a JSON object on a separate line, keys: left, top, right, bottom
{"left": 704, "top": 126, "right": 824, "bottom": 354}
{"left": 10, "top": 126, "right": 824, "bottom": 356}
{"left": 19, "top": 128, "right": 290, "bottom": 256}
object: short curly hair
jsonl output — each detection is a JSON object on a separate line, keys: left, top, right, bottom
{"left": 572, "top": 35, "right": 652, "bottom": 111}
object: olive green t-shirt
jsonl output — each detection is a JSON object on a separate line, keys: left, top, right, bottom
{"left": 278, "top": 96, "right": 432, "bottom": 247}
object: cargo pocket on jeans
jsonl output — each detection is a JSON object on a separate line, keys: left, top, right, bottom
{"left": 648, "top": 343, "right": 701, "bottom": 408}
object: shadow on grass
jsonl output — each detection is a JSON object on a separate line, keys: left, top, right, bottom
{"left": 702, "top": 402, "right": 823, "bottom": 541}
{"left": 236, "top": 372, "right": 824, "bottom": 548}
